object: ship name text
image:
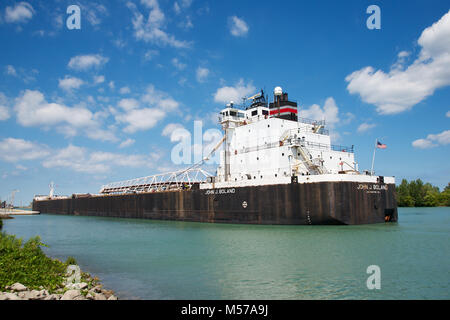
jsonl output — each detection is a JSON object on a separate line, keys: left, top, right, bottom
{"left": 205, "top": 188, "right": 236, "bottom": 195}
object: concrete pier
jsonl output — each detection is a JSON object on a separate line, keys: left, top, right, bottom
{"left": 0, "top": 209, "right": 40, "bottom": 216}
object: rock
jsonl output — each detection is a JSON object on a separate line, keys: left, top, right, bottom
{"left": 61, "top": 289, "right": 83, "bottom": 300}
{"left": 65, "top": 265, "right": 81, "bottom": 285}
{"left": 108, "top": 295, "right": 118, "bottom": 300}
{"left": 66, "top": 282, "right": 88, "bottom": 290}
{"left": 27, "top": 290, "right": 42, "bottom": 300}
{"left": 17, "top": 292, "right": 28, "bottom": 299}
{"left": 92, "top": 286, "right": 103, "bottom": 293}
{"left": 10, "top": 283, "right": 27, "bottom": 292}
{"left": 44, "top": 294, "right": 59, "bottom": 300}
{"left": 94, "top": 293, "right": 107, "bottom": 300}
{"left": 0, "top": 292, "right": 21, "bottom": 300}
{"left": 102, "top": 290, "right": 113, "bottom": 299}
{"left": 86, "top": 293, "right": 94, "bottom": 300}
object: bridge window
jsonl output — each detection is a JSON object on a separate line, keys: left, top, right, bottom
{"left": 251, "top": 110, "right": 257, "bottom": 116}
{"left": 262, "top": 110, "right": 268, "bottom": 116}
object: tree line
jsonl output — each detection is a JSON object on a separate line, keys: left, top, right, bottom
{"left": 396, "top": 179, "right": 450, "bottom": 207}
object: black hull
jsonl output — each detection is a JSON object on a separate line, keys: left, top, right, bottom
{"left": 32, "top": 182, "right": 398, "bottom": 225}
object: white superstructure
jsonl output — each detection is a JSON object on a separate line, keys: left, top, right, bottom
{"left": 201, "top": 87, "right": 394, "bottom": 189}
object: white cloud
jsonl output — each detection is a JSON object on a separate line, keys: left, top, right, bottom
{"left": 174, "top": 2, "right": 181, "bottom": 15}
{"left": 5, "top": 65, "right": 17, "bottom": 77}
{"left": 144, "top": 49, "right": 159, "bottom": 61}
{"left": 0, "top": 105, "right": 9, "bottom": 121}
{"left": 141, "top": 85, "right": 179, "bottom": 111}
{"left": 127, "top": 1, "right": 191, "bottom": 48}
{"left": 68, "top": 54, "right": 109, "bottom": 71}
{"left": 0, "top": 138, "right": 49, "bottom": 163}
{"left": 14, "top": 90, "right": 117, "bottom": 142}
{"left": 118, "top": 98, "right": 140, "bottom": 111}
{"left": 196, "top": 67, "right": 209, "bottom": 83}
{"left": 172, "top": 58, "right": 186, "bottom": 70}
{"left": 58, "top": 76, "right": 84, "bottom": 91}
{"left": 93, "top": 75, "right": 105, "bottom": 85}
{"left": 229, "top": 16, "right": 249, "bottom": 37}
{"left": 118, "top": 108, "right": 166, "bottom": 133}
{"left": 0, "top": 93, "right": 9, "bottom": 121}
{"left": 162, "top": 123, "right": 185, "bottom": 137}
{"left": 357, "top": 123, "right": 377, "bottom": 133}
{"left": 214, "top": 79, "right": 256, "bottom": 104}
{"left": 115, "top": 84, "right": 180, "bottom": 133}
{"left": 4, "top": 2, "right": 34, "bottom": 24}
{"left": 412, "top": 130, "right": 450, "bottom": 149}
{"left": 300, "top": 97, "right": 340, "bottom": 127}
{"left": 42, "top": 144, "right": 153, "bottom": 174}
{"left": 119, "top": 86, "right": 131, "bottom": 94}
{"left": 108, "top": 81, "right": 115, "bottom": 90}
{"left": 446, "top": 110, "right": 450, "bottom": 117}
{"left": 346, "top": 10, "right": 450, "bottom": 115}
{"left": 79, "top": 2, "right": 108, "bottom": 26}
{"left": 118, "top": 138, "right": 135, "bottom": 148}
{"left": 4, "top": 65, "right": 37, "bottom": 83}
{"left": 179, "top": 16, "right": 193, "bottom": 30}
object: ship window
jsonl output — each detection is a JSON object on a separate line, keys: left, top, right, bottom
{"left": 257, "top": 157, "right": 259, "bottom": 160}
{"left": 260, "top": 176, "right": 263, "bottom": 179}
{"left": 275, "top": 174, "right": 277, "bottom": 177}
{"left": 254, "top": 176, "right": 256, "bottom": 179}
{"left": 226, "top": 111, "right": 229, "bottom": 116}
{"left": 230, "top": 111, "right": 237, "bottom": 116}
{"left": 282, "top": 153, "right": 284, "bottom": 156}
{"left": 252, "top": 110, "right": 257, "bottom": 116}
{"left": 268, "top": 124, "right": 270, "bottom": 127}
{"left": 330, "top": 156, "right": 332, "bottom": 159}
{"left": 262, "top": 110, "right": 268, "bottom": 116}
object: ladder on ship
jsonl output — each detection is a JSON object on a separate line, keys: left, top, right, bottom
{"left": 280, "top": 130, "right": 326, "bottom": 175}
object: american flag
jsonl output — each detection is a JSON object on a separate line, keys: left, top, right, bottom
{"left": 377, "top": 141, "right": 387, "bottom": 149}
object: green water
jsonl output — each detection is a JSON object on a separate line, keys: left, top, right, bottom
{"left": 2, "top": 208, "right": 449, "bottom": 299}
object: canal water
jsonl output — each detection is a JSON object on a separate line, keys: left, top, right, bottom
{"left": 2, "top": 208, "right": 449, "bottom": 299}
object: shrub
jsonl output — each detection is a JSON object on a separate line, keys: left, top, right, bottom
{"left": 65, "top": 256, "right": 77, "bottom": 265}
{"left": 0, "top": 232, "right": 67, "bottom": 291}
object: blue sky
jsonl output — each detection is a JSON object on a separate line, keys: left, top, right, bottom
{"left": 0, "top": 0, "right": 449, "bottom": 205}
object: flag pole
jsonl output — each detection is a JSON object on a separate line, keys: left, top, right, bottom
{"left": 370, "top": 139, "right": 377, "bottom": 176}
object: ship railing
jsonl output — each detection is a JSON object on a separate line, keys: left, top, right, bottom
{"left": 298, "top": 118, "right": 326, "bottom": 126}
{"left": 289, "top": 139, "right": 354, "bottom": 153}
{"left": 99, "top": 168, "right": 213, "bottom": 194}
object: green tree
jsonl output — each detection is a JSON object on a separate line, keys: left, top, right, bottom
{"left": 396, "top": 179, "right": 449, "bottom": 207}
{"left": 396, "top": 179, "right": 413, "bottom": 207}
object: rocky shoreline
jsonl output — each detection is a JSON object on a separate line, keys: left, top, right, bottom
{"left": 0, "top": 265, "right": 118, "bottom": 301}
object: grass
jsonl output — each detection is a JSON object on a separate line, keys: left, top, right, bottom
{"left": 0, "top": 232, "right": 71, "bottom": 292}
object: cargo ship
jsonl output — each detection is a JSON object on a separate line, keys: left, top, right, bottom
{"left": 33, "top": 87, "right": 397, "bottom": 225}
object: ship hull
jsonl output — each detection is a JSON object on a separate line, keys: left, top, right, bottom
{"left": 32, "top": 181, "right": 397, "bottom": 225}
